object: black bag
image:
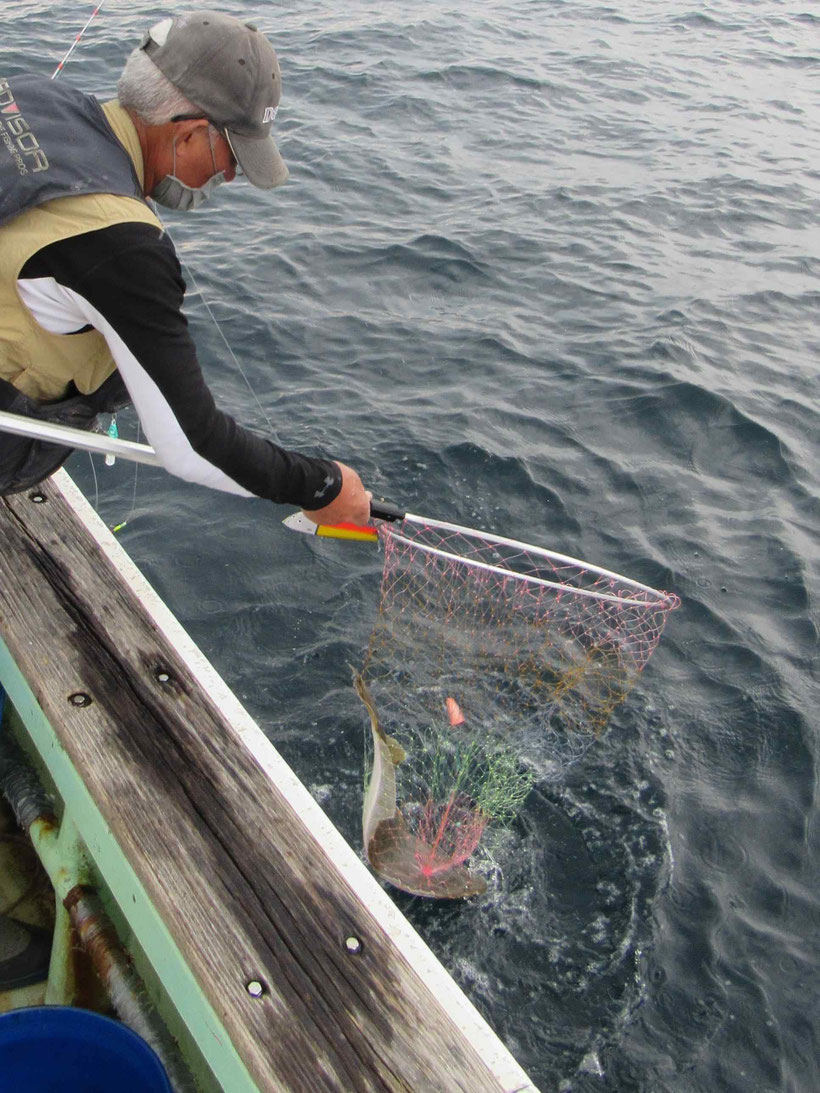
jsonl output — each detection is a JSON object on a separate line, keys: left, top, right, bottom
{"left": 0, "top": 373, "right": 130, "bottom": 495}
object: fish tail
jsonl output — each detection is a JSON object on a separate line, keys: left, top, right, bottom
{"left": 353, "top": 670, "right": 407, "bottom": 764}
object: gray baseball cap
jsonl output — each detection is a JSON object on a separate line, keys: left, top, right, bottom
{"left": 140, "top": 11, "right": 288, "bottom": 189}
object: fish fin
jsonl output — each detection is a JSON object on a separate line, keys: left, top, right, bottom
{"left": 367, "top": 817, "right": 486, "bottom": 899}
{"left": 385, "top": 735, "right": 406, "bottom": 765}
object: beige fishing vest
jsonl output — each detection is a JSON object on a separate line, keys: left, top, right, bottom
{"left": 0, "top": 100, "right": 162, "bottom": 401}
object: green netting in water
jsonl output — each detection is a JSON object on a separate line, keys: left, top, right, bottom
{"left": 358, "top": 518, "right": 679, "bottom": 899}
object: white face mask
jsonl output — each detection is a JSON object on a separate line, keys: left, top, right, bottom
{"left": 152, "top": 169, "right": 227, "bottom": 211}
{"left": 152, "top": 129, "right": 227, "bottom": 211}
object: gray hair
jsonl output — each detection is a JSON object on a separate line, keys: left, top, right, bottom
{"left": 117, "top": 47, "right": 200, "bottom": 125}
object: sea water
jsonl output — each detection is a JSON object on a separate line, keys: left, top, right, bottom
{"left": 5, "top": 3, "right": 818, "bottom": 1089}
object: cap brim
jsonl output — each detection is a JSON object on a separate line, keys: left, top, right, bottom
{"left": 226, "top": 130, "right": 288, "bottom": 190}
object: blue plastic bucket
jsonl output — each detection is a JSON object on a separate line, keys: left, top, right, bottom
{"left": 0, "top": 1006, "right": 172, "bottom": 1092}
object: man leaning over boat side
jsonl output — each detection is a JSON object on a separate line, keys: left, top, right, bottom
{"left": 0, "top": 9, "right": 370, "bottom": 523}
{"left": 0, "top": 10, "right": 371, "bottom": 990}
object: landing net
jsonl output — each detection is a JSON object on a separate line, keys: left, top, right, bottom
{"left": 358, "top": 517, "right": 679, "bottom": 899}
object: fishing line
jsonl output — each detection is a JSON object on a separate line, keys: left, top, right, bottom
{"left": 87, "top": 450, "right": 100, "bottom": 510}
{"left": 162, "top": 231, "right": 276, "bottom": 434}
{"left": 110, "top": 419, "right": 142, "bottom": 534}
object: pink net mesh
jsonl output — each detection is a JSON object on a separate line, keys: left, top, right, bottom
{"left": 358, "top": 518, "right": 679, "bottom": 898}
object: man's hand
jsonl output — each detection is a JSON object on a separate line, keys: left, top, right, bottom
{"left": 302, "top": 461, "right": 372, "bottom": 526}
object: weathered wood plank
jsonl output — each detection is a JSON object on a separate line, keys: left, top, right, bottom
{"left": 0, "top": 478, "right": 535, "bottom": 1093}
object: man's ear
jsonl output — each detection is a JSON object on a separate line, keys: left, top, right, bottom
{"left": 175, "top": 118, "right": 209, "bottom": 148}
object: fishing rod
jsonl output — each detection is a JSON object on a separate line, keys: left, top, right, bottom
{"left": 0, "top": 411, "right": 161, "bottom": 468}
{"left": 51, "top": 1, "right": 106, "bottom": 79}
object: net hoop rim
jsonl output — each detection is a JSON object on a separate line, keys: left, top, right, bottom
{"left": 383, "top": 514, "right": 680, "bottom": 610}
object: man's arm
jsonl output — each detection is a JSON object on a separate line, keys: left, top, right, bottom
{"left": 18, "top": 221, "right": 357, "bottom": 511}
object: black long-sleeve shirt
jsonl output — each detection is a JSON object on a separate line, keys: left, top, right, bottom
{"left": 18, "top": 220, "right": 342, "bottom": 508}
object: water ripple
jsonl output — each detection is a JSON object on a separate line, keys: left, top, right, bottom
{"left": 21, "top": 2, "right": 819, "bottom": 1089}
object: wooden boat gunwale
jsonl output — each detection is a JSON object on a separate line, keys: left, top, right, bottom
{"left": 0, "top": 469, "right": 537, "bottom": 1093}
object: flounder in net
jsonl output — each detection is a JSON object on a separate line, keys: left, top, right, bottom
{"left": 354, "top": 672, "right": 487, "bottom": 899}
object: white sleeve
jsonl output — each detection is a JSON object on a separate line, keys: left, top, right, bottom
{"left": 18, "top": 274, "right": 253, "bottom": 496}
